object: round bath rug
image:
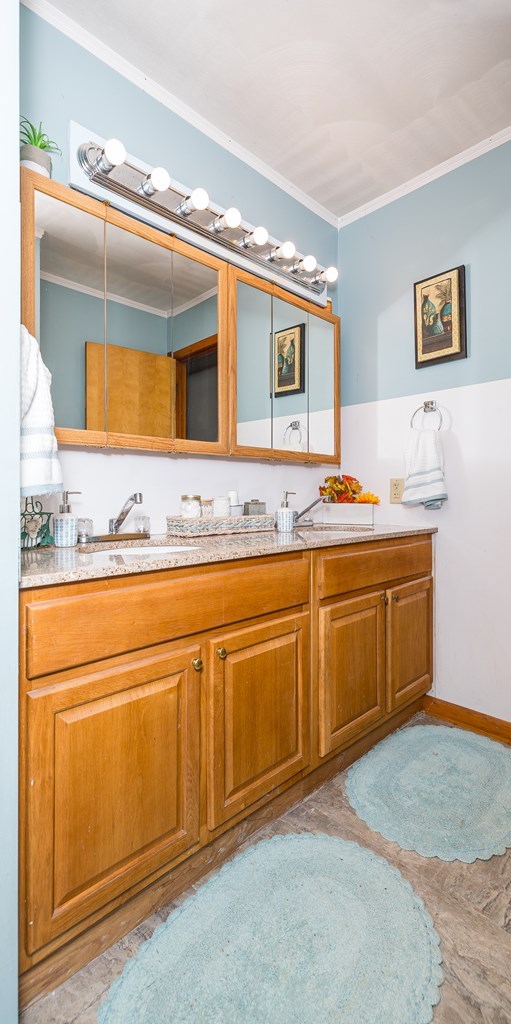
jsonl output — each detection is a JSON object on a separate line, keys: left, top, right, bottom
{"left": 346, "top": 724, "right": 511, "bottom": 862}
{"left": 99, "top": 833, "right": 442, "bottom": 1024}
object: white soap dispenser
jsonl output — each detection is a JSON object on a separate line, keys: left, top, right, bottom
{"left": 53, "top": 490, "right": 81, "bottom": 547}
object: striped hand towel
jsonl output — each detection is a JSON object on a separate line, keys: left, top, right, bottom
{"left": 20, "top": 324, "right": 63, "bottom": 497}
{"left": 402, "top": 428, "right": 447, "bottom": 510}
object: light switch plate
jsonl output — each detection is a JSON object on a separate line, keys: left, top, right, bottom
{"left": 390, "top": 478, "right": 404, "bottom": 503}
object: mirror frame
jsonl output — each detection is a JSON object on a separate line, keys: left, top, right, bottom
{"left": 228, "top": 266, "right": 341, "bottom": 465}
{"left": 21, "top": 168, "right": 229, "bottom": 455}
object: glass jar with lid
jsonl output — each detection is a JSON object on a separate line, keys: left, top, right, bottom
{"left": 181, "top": 494, "right": 201, "bottom": 519}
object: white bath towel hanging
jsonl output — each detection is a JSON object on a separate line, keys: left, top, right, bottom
{"left": 402, "top": 428, "right": 447, "bottom": 510}
{"left": 20, "top": 324, "right": 63, "bottom": 497}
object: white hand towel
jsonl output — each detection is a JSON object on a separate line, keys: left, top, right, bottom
{"left": 20, "top": 325, "right": 63, "bottom": 497}
{"left": 402, "top": 428, "right": 447, "bottom": 510}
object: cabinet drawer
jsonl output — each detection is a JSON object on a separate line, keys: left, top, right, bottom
{"left": 317, "top": 538, "right": 432, "bottom": 599}
{"left": 24, "top": 555, "right": 309, "bottom": 679}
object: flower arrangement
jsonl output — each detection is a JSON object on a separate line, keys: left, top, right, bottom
{"left": 319, "top": 474, "right": 380, "bottom": 504}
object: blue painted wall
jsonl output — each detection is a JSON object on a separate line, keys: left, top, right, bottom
{"left": 338, "top": 142, "right": 511, "bottom": 407}
{"left": 40, "top": 281, "right": 168, "bottom": 428}
{"left": 170, "top": 295, "right": 218, "bottom": 352}
{"left": 20, "top": 6, "right": 337, "bottom": 271}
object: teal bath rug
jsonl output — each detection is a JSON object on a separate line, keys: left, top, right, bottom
{"left": 99, "top": 833, "right": 442, "bottom": 1024}
{"left": 346, "top": 724, "right": 511, "bottom": 862}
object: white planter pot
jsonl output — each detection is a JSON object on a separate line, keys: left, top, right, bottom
{"left": 321, "top": 501, "right": 375, "bottom": 527}
{"left": 20, "top": 144, "right": 51, "bottom": 178}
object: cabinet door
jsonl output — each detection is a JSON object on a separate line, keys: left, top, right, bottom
{"left": 24, "top": 646, "right": 201, "bottom": 954}
{"left": 207, "top": 613, "right": 310, "bottom": 829}
{"left": 386, "top": 577, "right": 433, "bottom": 712}
{"left": 319, "top": 592, "right": 386, "bottom": 757}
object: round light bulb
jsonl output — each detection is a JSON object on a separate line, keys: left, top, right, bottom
{"left": 324, "top": 266, "right": 339, "bottom": 284}
{"left": 224, "top": 206, "right": 242, "bottom": 229}
{"left": 252, "top": 226, "right": 269, "bottom": 246}
{"left": 280, "top": 241, "right": 296, "bottom": 260}
{"left": 302, "top": 254, "right": 317, "bottom": 273}
{"left": 150, "top": 166, "right": 170, "bottom": 192}
{"left": 103, "top": 138, "right": 126, "bottom": 167}
{"left": 190, "top": 187, "right": 209, "bottom": 211}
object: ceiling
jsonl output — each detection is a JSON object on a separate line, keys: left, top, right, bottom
{"left": 42, "top": 0, "right": 511, "bottom": 220}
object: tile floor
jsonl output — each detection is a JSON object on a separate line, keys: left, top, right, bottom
{"left": 21, "top": 713, "right": 511, "bottom": 1023}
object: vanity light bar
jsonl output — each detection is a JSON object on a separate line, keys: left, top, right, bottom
{"left": 77, "top": 138, "right": 338, "bottom": 295}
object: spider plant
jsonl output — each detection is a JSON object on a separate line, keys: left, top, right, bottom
{"left": 20, "top": 117, "right": 62, "bottom": 155}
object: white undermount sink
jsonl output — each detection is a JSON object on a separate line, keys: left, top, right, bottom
{"left": 103, "top": 545, "right": 199, "bottom": 556}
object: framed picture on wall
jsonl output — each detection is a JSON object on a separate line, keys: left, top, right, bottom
{"left": 414, "top": 265, "right": 466, "bottom": 368}
{"left": 274, "top": 323, "right": 305, "bottom": 396}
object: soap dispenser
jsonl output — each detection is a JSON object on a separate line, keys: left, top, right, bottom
{"left": 53, "top": 491, "right": 81, "bottom": 547}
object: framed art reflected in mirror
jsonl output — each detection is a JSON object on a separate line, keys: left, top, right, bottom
{"left": 274, "top": 322, "right": 305, "bottom": 397}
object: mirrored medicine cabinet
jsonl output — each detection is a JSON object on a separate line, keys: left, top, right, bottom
{"left": 21, "top": 169, "right": 340, "bottom": 464}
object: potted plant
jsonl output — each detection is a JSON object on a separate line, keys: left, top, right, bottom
{"left": 20, "top": 117, "right": 62, "bottom": 178}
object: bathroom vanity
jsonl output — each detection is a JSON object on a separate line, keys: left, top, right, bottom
{"left": 19, "top": 526, "right": 435, "bottom": 1005}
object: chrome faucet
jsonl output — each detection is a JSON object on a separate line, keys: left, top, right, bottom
{"left": 293, "top": 495, "right": 327, "bottom": 527}
{"left": 109, "top": 492, "right": 143, "bottom": 534}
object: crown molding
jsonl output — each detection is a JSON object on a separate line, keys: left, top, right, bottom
{"left": 337, "top": 125, "right": 511, "bottom": 229}
{"left": 40, "top": 271, "right": 218, "bottom": 319}
{"left": 21, "top": 0, "right": 338, "bottom": 229}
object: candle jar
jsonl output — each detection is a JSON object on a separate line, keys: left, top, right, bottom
{"left": 181, "top": 495, "right": 201, "bottom": 519}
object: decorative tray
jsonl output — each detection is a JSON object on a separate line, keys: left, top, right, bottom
{"left": 166, "top": 513, "right": 275, "bottom": 537}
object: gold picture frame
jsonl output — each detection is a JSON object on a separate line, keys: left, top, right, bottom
{"left": 274, "top": 323, "right": 305, "bottom": 396}
{"left": 414, "top": 265, "right": 466, "bottom": 368}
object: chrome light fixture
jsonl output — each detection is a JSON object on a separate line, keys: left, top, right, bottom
{"left": 209, "top": 207, "right": 242, "bottom": 232}
{"left": 95, "top": 138, "right": 126, "bottom": 174}
{"left": 75, "top": 130, "right": 338, "bottom": 300}
{"left": 176, "top": 187, "right": 209, "bottom": 216}
{"left": 138, "top": 166, "right": 171, "bottom": 197}
{"left": 240, "top": 226, "right": 269, "bottom": 248}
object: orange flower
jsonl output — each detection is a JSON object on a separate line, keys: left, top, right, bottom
{"left": 356, "top": 492, "right": 380, "bottom": 504}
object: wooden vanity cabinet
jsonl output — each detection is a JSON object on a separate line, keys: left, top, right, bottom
{"left": 22, "top": 643, "right": 202, "bottom": 955}
{"left": 207, "top": 612, "right": 310, "bottom": 829}
{"left": 19, "top": 537, "right": 434, "bottom": 1004}
{"left": 315, "top": 537, "right": 433, "bottom": 758}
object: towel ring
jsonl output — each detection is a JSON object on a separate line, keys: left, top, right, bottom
{"left": 410, "top": 400, "right": 443, "bottom": 430}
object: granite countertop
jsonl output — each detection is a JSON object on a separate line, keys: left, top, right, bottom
{"left": 19, "top": 524, "right": 437, "bottom": 589}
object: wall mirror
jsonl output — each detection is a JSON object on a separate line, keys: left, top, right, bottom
{"left": 232, "top": 270, "right": 340, "bottom": 464}
{"left": 23, "top": 171, "right": 338, "bottom": 463}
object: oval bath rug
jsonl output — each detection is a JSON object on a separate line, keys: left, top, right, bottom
{"left": 99, "top": 833, "right": 442, "bottom": 1024}
{"left": 346, "top": 724, "right": 511, "bottom": 862}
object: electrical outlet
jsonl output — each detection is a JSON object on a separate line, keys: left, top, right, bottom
{"left": 390, "top": 478, "right": 404, "bottom": 504}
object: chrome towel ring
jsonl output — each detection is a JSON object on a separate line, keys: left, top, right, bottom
{"left": 410, "top": 400, "right": 443, "bottom": 430}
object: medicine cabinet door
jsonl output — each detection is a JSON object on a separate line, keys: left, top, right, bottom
{"left": 99, "top": 218, "right": 174, "bottom": 450}
{"left": 27, "top": 181, "right": 107, "bottom": 445}
{"left": 168, "top": 242, "right": 228, "bottom": 453}
{"left": 307, "top": 308, "right": 339, "bottom": 461}
{"left": 271, "top": 294, "right": 309, "bottom": 458}
{"left": 234, "top": 276, "right": 273, "bottom": 454}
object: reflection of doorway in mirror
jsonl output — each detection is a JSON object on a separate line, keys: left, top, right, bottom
{"left": 172, "top": 335, "right": 218, "bottom": 443}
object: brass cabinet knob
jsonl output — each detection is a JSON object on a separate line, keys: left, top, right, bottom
{"left": 191, "top": 657, "right": 203, "bottom": 671}
{"left": 380, "top": 594, "right": 389, "bottom": 605}
{"left": 217, "top": 647, "right": 228, "bottom": 660}
{"left": 392, "top": 594, "right": 400, "bottom": 603}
